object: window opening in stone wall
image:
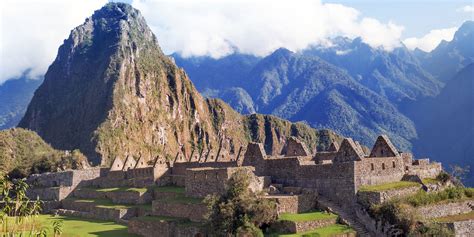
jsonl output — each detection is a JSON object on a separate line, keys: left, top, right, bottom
{"left": 392, "top": 161, "right": 396, "bottom": 168}
{"left": 371, "top": 163, "right": 374, "bottom": 171}
{"left": 382, "top": 163, "right": 385, "bottom": 170}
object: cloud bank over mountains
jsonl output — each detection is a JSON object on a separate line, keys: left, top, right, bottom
{"left": 404, "top": 27, "right": 457, "bottom": 52}
{"left": 0, "top": 0, "right": 107, "bottom": 83}
{"left": 133, "top": 0, "right": 404, "bottom": 57}
{"left": 0, "top": 0, "right": 469, "bottom": 83}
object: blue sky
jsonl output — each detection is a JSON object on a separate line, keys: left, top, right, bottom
{"left": 1, "top": 0, "right": 473, "bottom": 83}
{"left": 324, "top": 0, "right": 472, "bottom": 38}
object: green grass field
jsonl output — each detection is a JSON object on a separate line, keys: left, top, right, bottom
{"left": 2, "top": 215, "right": 138, "bottom": 237}
{"left": 269, "top": 224, "right": 355, "bottom": 237}
{"left": 84, "top": 187, "right": 149, "bottom": 193}
{"left": 278, "top": 211, "right": 337, "bottom": 222}
{"left": 434, "top": 211, "right": 474, "bottom": 223}
{"left": 67, "top": 198, "right": 152, "bottom": 210}
{"left": 358, "top": 181, "right": 420, "bottom": 192}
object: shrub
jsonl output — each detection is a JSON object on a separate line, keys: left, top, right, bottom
{"left": 205, "top": 168, "right": 277, "bottom": 235}
{"left": 410, "top": 223, "right": 454, "bottom": 237}
{"left": 435, "top": 172, "right": 450, "bottom": 184}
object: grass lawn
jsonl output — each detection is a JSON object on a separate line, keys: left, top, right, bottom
{"left": 269, "top": 224, "right": 355, "bottom": 237}
{"left": 279, "top": 211, "right": 337, "bottom": 222}
{"left": 80, "top": 187, "right": 148, "bottom": 193}
{"left": 153, "top": 186, "right": 185, "bottom": 194}
{"left": 422, "top": 178, "right": 439, "bottom": 185}
{"left": 434, "top": 211, "right": 474, "bottom": 223}
{"left": 2, "top": 214, "right": 138, "bottom": 237}
{"left": 358, "top": 181, "right": 420, "bottom": 192}
{"left": 68, "top": 198, "right": 152, "bottom": 210}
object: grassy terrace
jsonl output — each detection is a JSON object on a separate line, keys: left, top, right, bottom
{"left": 132, "top": 216, "right": 204, "bottom": 227}
{"left": 2, "top": 214, "right": 138, "bottom": 237}
{"left": 434, "top": 211, "right": 474, "bottom": 223}
{"left": 422, "top": 178, "right": 439, "bottom": 185}
{"left": 279, "top": 211, "right": 337, "bottom": 222}
{"left": 80, "top": 187, "right": 148, "bottom": 193}
{"left": 79, "top": 185, "right": 186, "bottom": 194}
{"left": 358, "top": 181, "right": 420, "bottom": 192}
{"left": 269, "top": 224, "right": 355, "bottom": 237}
{"left": 67, "top": 198, "right": 152, "bottom": 210}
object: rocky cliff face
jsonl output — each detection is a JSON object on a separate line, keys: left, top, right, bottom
{"left": 19, "top": 3, "right": 340, "bottom": 165}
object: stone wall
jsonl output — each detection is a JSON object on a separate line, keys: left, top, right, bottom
{"left": 264, "top": 193, "right": 317, "bottom": 214}
{"left": 407, "top": 162, "right": 442, "bottom": 179}
{"left": 171, "top": 160, "right": 238, "bottom": 176}
{"left": 354, "top": 157, "right": 405, "bottom": 188}
{"left": 273, "top": 218, "right": 337, "bottom": 234}
{"left": 26, "top": 168, "right": 106, "bottom": 200}
{"left": 128, "top": 218, "right": 205, "bottom": 237}
{"left": 357, "top": 185, "right": 421, "bottom": 206}
{"left": 417, "top": 200, "right": 474, "bottom": 219}
{"left": 152, "top": 201, "right": 208, "bottom": 222}
{"left": 444, "top": 220, "right": 474, "bottom": 237}
{"left": 185, "top": 166, "right": 262, "bottom": 198}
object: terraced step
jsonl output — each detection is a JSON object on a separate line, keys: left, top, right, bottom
{"left": 73, "top": 187, "right": 152, "bottom": 204}
{"left": 269, "top": 224, "right": 356, "bottom": 237}
{"left": 153, "top": 186, "right": 185, "bottom": 200}
{"left": 128, "top": 216, "right": 204, "bottom": 237}
{"left": 152, "top": 196, "right": 206, "bottom": 222}
{"left": 60, "top": 198, "right": 152, "bottom": 221}
{"left": 272, "top": 211, "right": 338, "bottom": 233}
{"left": 317, "top": 196, "right": 375, "bottom": 237}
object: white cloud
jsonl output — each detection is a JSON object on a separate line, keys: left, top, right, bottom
{"left": 0, "top": 0, "right": 404, "bottom": 83}
{"left": 131, "top": 0, "right": 404, "bottom": 58}
{"left": 458, "top": 5, "right": 474, "bottom": 13}
{"left": 0, "top": 0, "right": 107, "bottom": 83}
{"left": 403, "top": 27, "right": 457, "bottom": 52}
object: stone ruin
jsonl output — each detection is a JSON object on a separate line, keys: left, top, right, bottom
{"left": 25, "top": 134, "right": 454, "bottom": 236}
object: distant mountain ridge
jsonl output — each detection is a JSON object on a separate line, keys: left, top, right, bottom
{"left": 416, "top": 21, "right": 474, "bottom": 82}
{"left": 18, "top": 3, "right": 340, "bottom": 165}
{"left": 174, "top": 47, "right": 417, "bottom": 150}
{"left": 0, "top": 76, "right": 42, "bottom": 130}
{"left": 408, "top": 64, "right": 474, "bottom": 184}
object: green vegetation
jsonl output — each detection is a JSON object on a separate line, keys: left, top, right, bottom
{"left": 206, "top": 168, "right": 277, "bottom": 236}
{"left": 0, "top": 175, "right": 64, "bottom": 236}
{"left": 0, "top": 128, "right": 88, "bottom": 179}
{"left": 3, "top": 214, "right": 137, "bottom": 237}
{"left": 67, "top": 198, "right": 152, "bottom": 210}
{"left": 405, "top": 187, "right": 473, "bottom": 207}
{"left": 269, "top": 224, "right": 355, "bottom": 237}
{"left": 358, "top": 181, "right": 420, "bottom": 192}
{"left": 278, "top": 211, "right": 337, "bottom": 222}
{"left": 369, "top": 186, "right": 474, "bottom": 235}
{"left": 80, "top": 187, "right": 148, "bottom": 193}
{"left": 434, "top": 211, "right": 474, "bottom": 223}
{"left": 422, "top": 178, "right": 438, "bottom": 185}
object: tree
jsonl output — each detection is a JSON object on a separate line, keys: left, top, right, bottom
{"left": 205, "top": 169, "right": 277, "bottom": 236}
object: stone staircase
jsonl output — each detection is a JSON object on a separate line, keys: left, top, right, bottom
{"left": 317, "top": 195, "right": 375, "bottom": 237}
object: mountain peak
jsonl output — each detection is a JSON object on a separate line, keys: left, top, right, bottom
{"left": 20, "top": 3, "right": 335, "bottom": 165}
{"left": 453, "top": 20, "right": 474, "bottom": 42}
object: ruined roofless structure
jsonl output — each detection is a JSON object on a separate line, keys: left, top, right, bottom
{"left": 99, "top": 134, "right": 441, "bottom": 203}
{"left": 26, "top": 134, "right": 441, "bottom": 206}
